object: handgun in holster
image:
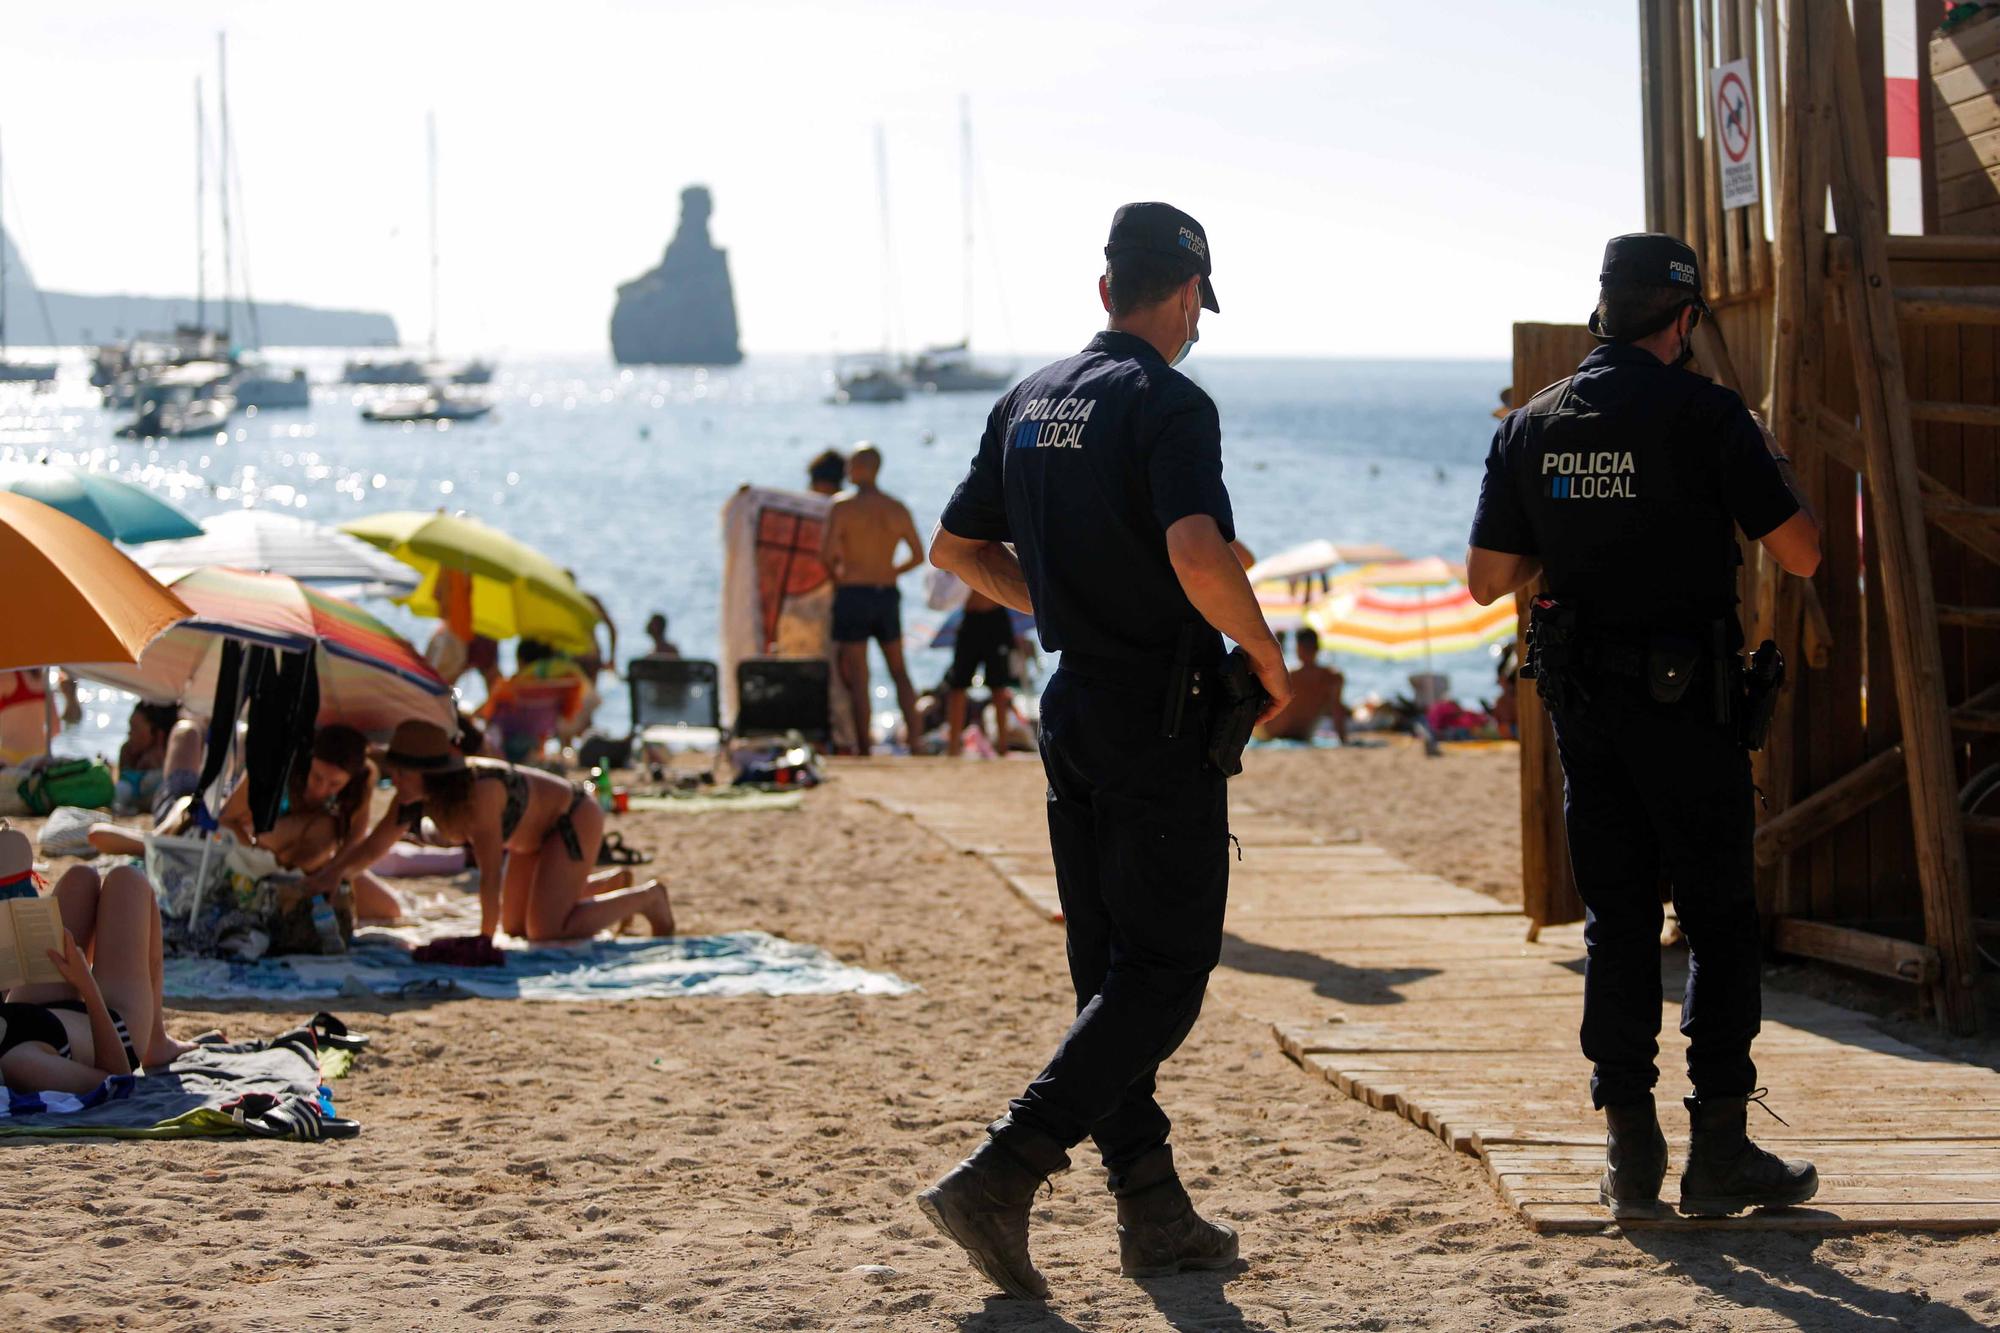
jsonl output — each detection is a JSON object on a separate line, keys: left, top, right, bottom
{"left": 1738, "top": 639, "right": 1784, "bottom": 751}
{"left": 1524, "top": 595, "right": 1582, "bottom": 712}
{"left": 1206, "top": 648, "right": 1270, "bottom": 777}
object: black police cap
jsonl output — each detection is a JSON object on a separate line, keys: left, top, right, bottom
{"left": 1599, "top": 232, "right": 1703, "bottom": 295}
{"left": 1104, "top": 202, "right": 1218, "bottom": 313}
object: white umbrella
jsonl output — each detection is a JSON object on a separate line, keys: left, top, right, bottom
{"left": 132, "top": 509, "right": 422, "bottom": 600}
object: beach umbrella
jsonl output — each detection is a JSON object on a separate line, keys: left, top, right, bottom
{"left": 0, "top": 462, "right": 202, "bottom": 544}
{"left": 133, "top": 509, "right": 422, "bottom": 600}
{"left": 0, "top": 492, "right": 191, "bottom": 672}
{"left": 71, "top": 567, "right": 454, "bottom": 738}
{"left": 1246, "top": 539, "right": 1406, "bottom": 632}
{"left": 1303, "top": 559, "right": 1517, "bottom": 669}
{"left": 339, "top": 509, "right": 599, "bottom": 652}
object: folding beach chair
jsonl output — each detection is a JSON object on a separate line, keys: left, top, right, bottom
{"left": 629, "top": 658, "right": 724, "bottom": 777}
{"left": 734, "top": 658, "right": 832, "bottom": 748}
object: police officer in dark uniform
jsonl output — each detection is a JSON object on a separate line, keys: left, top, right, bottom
{"left": 920, "top": 202, "right": 1290, "bottom": 1298}
{"left": 1466, "top": 234, "right": 1824, "bottom": 1219}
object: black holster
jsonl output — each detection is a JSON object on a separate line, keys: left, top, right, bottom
{"left": 1206, "top": 648, "right": 1268, "bottom": 777}
{"left": 1524, "top": 595, "right": 1583, "bottom": 713}
{"left": 1738, "top": 640, "right": 1784, "bottom": 750}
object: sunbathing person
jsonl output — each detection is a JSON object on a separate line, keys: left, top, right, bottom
{"left": 89, "top": 726, "right": 406, "bottom": 924}
{"left": 2, "top": 862, "right": 197, "bottom": 1093}
{"left": 1254, "top": 627, "right": 1349, "bottom": 743}
{"left": 112, "top": 701, "right": 179, "bottom": 814}
{"left": 312, "top": 721, "right": 673, "bottom": 944}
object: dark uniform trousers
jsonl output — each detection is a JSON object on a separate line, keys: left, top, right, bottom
{"left": 1549, "top": 675, "right": 1762, "bottom": 1108}
{"left": 993, "top": 665, "right": 1229, "bottom": 1188}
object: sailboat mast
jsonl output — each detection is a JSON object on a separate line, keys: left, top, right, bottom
{"left": 1, "top": 127, "right": 9, "bottom": 356}
{"left": 428, "top": 111, "right": 439, "bottom": 361}
{"left": 961, "top": 96, "right": 973, "bottom": 349}
{"left": 875, "top": 124, "right": 894, "bottom": 359}
{"left": 194, "top": 81, "right": 206, "bottom": 333}
{"left": 216, "top": 33, "right": 233, "bottom": 343}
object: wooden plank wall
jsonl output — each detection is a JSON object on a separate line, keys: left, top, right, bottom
{"left": 1508, "top": 323, "right": 1599, "bottom": 931}
{"left": 1933, "top": 11, "right": 2000, "bottom": 234}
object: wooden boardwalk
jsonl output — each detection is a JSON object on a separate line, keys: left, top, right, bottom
{"left": 843, "top": 759, "right": 2000, "bottom": 1233}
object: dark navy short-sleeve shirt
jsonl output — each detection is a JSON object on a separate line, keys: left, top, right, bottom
{"left": 1468, "top": 341, "right": 1798, "bottom": 632}
{"left": 939, "top": 330, "right": 1235, "bottom": 663}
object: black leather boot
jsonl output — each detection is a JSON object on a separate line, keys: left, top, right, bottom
{"left": 1110, "top": 1146, "right": 1238, "bottom": 1279}
{"left": 917, "top": 1125, "right": 1069, "bottom": 1300}
{"left": 1678, "top": 1094, "right": 1819, "bottom": 1217}
{"left": 1600, "top": 1097, "right": 1669, "bottom": 1219}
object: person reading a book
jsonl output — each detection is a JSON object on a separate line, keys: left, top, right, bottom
{"left": 0, "top": 861, "right": 196, "bottom": 1093}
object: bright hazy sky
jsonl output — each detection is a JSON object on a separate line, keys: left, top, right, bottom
{"left": 1, "top": 2, "right": 1644, "bottom": 359}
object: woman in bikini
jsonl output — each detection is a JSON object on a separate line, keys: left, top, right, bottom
{"left": 1, "top": 861, "right": 199, "bottom": 1093}
{"left": 316, "top": 721, "right": 672, "bottom": 943}
{"left": 88, "top": 725, "right": 407, "bottom": 924}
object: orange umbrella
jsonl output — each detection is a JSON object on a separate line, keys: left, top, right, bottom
{"left": 0, "top": 492, "right": 191, "bottom": 671}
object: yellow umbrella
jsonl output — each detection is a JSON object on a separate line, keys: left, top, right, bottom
{"left": 0, "top": 492, "right": 191, "bottom": 671}
{"left": 339, "top": 510, "right": 599, "bottom": 652}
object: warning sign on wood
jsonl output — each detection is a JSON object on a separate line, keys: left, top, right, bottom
{"left": 1709, "top": 58, "right": 1759, "bottom": 211}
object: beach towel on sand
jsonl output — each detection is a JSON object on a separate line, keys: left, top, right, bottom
{"left": 162, "top": 929, "right": 915, "bottom": 1002}
{"left": 0, "top": 1031, "right": 350, "bottom": 1141}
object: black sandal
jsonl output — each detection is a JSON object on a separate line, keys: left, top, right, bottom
{"left": 596, "top": 832, "right": 653, "bottom": 867}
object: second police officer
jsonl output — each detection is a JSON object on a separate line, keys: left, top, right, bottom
{"left": 921, "top": 203, "right": 1291, "bottom": 1297}
{"left": 1465, "top": 233, "right": 1824, "bottom": 1219}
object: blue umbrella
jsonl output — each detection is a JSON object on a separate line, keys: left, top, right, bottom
{"left": 0, "top": 463, "right": 202, "bottom": 544}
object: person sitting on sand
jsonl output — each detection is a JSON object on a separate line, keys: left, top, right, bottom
{"left": 112, "top": 701, "right": 179, "bottom": 814}
{"left": 642, "top": 612, "right": 681, "bottom": 661}
{"left": 822, "top": 444, "right": 927, "bottom": 754}
{"left": 1253, "top": 627, "right": 1349, "bottom": 743}
{"left": 90, "top": 726, "right": 406, "bottom": 924}
{"left": 0, "top": 848, "right": 199, "bottom": 1093}
{"left": 309, "top": 721, "right": 673, "bottom": 944}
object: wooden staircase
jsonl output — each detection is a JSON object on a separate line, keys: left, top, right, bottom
{"left": 1761, "top": 3, "right": 1989, "bottom": 1034}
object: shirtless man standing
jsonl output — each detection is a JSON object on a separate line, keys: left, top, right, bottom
{"left": 823, "top": 444, "right": 927, "bottom": 754}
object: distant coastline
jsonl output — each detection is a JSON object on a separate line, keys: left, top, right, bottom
{"left": 14, "top": 289, "right": 397, "bottom": 347}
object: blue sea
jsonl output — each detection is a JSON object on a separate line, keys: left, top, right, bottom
{"left": 0, "top": 350, "right": 1509, "bottom": 758}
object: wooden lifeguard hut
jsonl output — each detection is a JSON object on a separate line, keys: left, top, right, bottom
{"left": 1514, "top": 0, "right": 2000, "bottom": 1034}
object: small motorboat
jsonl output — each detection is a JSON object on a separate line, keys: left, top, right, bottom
{"left": 342, "top": 355, "right": 428, "bottom": 385}
{"left": 361, "top": 391, "right": 491, "bottom": 423}
{"left": 230, "top": 363, "right": 311, "bottom": 409}
{"left": 0, "top": 359, "right": 56, "bottom": 385}
{"left": 116, "top": 361, "right": 236, "bottom": 438}
{"left": 830, "top": 357, "right": 906, "bottom": 404}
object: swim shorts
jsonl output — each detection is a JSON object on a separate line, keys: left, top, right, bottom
{"left": 946, "top": 607, "right": 1017, "bottom": 690}
{"left": 832, "top": 585, "right": 902, "bottom": 644}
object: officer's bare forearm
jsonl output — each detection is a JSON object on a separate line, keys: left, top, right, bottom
{"left": 1166, "top": 516, "right": 1280, "bottom": 663}
{"left": 1751, "top": 410, "right": 1817, "bottom": 525}
{"left": 930, "top": 526, "right": 1033, "bottom": 615}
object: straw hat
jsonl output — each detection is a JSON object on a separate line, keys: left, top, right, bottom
{"left": 374, "top": 720, "right": 465, "bottom": 772}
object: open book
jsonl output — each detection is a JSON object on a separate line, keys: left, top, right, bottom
{"left": 0, "top": 896, "right": 64, "bottom": 989}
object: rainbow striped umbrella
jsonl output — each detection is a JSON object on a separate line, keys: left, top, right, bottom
{"left": 1248, "top": 540, "right": 1405, "bottom": 632}
{"left": 1303, "top": 559, "right": 1517, "bottom": 666}
{"left": 71, "top": 567, "right": 454, "bottom": 737}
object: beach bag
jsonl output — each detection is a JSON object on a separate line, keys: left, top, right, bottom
{"left": 17, "top": 759, "right": 115, "bottom": 815}
{"left": 36, "top": 805, "right": 100, "bottom": 858}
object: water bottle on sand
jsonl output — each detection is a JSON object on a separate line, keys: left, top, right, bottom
{"left": 311, "top": 893, "right": 346, "bottom": 955}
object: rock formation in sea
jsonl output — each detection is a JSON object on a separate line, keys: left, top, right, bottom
{"left": 611, "top": 185, "right": 743, "bottom": 365}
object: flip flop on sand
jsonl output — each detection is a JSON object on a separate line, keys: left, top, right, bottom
{"left": 596, "top": 832, "right": 653, "bottom": 867}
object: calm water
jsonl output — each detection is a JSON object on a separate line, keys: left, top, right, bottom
{"left": 0, "top": 350, "right": 1509, "bottom": 758}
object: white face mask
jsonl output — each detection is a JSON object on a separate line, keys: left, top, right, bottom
{"left": 1170, "top": 287, "right": 1200, "bottom": 367}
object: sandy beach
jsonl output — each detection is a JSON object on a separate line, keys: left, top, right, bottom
{"left": 0, "top": 741, "right": 1992, "bottom": 1331}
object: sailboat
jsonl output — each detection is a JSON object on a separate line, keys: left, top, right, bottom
{"left": 359, "top": 113, "right": 491, "bottom": 424}
{"left": 902, "top": 99, "right": 1011, "bottom": 395}
{"left": 0, "top": 131, "right": 58, "bottom": 386}
{"left": 832, "top": 127, "right": 909, "bottom": 406}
